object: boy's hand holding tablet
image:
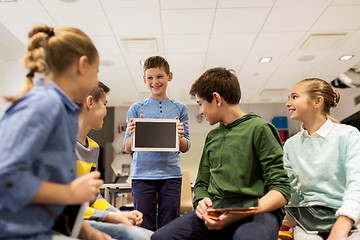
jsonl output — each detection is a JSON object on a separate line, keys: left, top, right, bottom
{"left": 196, "top": 197, "right": 258, "bottom": 230}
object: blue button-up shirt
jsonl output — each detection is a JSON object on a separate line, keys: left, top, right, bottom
{"left": 0, "top": 81, "right": 79, "bottom": 239}
{"left": 124, "top": 98, "right": 190, "bottom": 179}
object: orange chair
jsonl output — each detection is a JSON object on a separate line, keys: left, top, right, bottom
{"left": 278, "top": 231, "right": 293, "bottom": 240}
{"left": 278, "top": 225, "right": 293, "bottom": 240}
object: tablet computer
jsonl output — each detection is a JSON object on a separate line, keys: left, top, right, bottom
{"left": 206, "top": 198, "right": 259, "bottom": 220}
{"left": 210, "top": 197, "right": 259, "bottom": 211}
{"left": 285, "top": 206, "right": 358, "bottom": 234}
{"left": 132, "top": 118, "right": 179, "bottom": 152}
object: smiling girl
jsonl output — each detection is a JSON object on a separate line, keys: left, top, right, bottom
{"left": 283, "top": 78, "right": 360, "bottom": 240}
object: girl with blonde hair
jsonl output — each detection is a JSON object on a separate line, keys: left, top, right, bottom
{"left": 284, "top": 78, "right": 360, "bottom": 240}
{"left": 0, "top": 25, "right": 111, "bottom": 239}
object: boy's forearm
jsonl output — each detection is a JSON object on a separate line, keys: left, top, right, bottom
{"left": 31, "top": 181, "right": 72, "bottom": 205}
{"left": 124, "top": 137, "right": 132, "bottom": 154}
{"left": 256, "top": 190, "right": 288, "bottom": 214}
{"left": 179, "top": 137, "right": 188, "bottom": 152}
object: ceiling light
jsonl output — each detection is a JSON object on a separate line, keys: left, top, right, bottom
{"left": 259, "top": 89, "right": 287, "bottom": 97}
{"left": 259, "top": 57, "right": 272, "bottom": 63}
{"left": 100, "top": 59, "right": 114, "bottom": 67}
{"left": 121, "top": 38, "right": 158, "bottom": 55}
{"left": 339, "top": 55, "right": 354, "bottom": 61}
{"left": 0, "top": 0, "right": 17, "bottom": 2}
{"left": 297, "top": 55, "right": 315, "bottom": 62}
{"left": 300, "top": 33, "right": 346, "bottom": 50}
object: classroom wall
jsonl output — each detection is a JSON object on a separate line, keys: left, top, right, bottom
{"left": 0, "top": 23, "right": 26, "bottom": 116}
{"left": 88, "top": 107, "right": 115, "bottom": 183}
{"left": 0, "top": 60, "right": 25, "bottom": 116}
{"left": 332, "top": 88, "right": 360, "bottom": 122}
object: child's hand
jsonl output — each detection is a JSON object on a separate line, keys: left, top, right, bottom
{"left": 127, "top": 119, "right": 136, "bottom": 135}
{"left": 106, "top": 210, "right": 143, "bottom": 226}
{"left": 195, "top": 197, "right": 212, "bottom": 220}
{"left": 68, "top": 171, "right": 103, "bottom": 204}
{"left": 175, "top": 116, "right": 184, "bottom": 139}
{"left": 282, "top": 212, "right": 296, "bottom": 228}
{"left": 80, "top": 221, "right": 112, "bottom": 240}
{"left": 204, "top": 212, "right": 253, "bottom": 230}
{"left": 122, "top": 210, "right": 143, "bottom": 226}
{"left": 128, "top": 210, "right": 143, "bottom": 226}
{"left": 83, "top": 228, "right": 112, "bottom": 240}
{"left": 128, "top": 114, "right": 144, "bottom": 135}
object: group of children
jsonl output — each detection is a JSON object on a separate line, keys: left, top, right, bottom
{"left": 0, "top": 24, "right": 359, "bottom": 240}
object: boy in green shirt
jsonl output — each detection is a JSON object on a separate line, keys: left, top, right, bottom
{"left": 151, "top": 68, "right": 290, "bottom": 240}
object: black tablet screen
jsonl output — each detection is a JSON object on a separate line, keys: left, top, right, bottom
{"left": 135, "top": 121, "right": 177, "bottom": 148}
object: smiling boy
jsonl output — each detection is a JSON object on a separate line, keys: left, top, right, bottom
{"left": 123, "top": 56, "right": 191, "bottom": 231}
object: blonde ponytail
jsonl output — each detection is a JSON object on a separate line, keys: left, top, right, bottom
{"left": 332, "top": 89, "right": 340, "bottom": 108}
{"left": 5, "top": 25, "right": 52, "bottom": 102}
{"left": 4, "top": 24, "right": 98, "bottom": 102}
{"left": 300, "top": 78, "right": 341, "bottom": 122}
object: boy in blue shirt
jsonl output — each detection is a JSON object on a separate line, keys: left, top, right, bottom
{"left": 123, "top": 56, "right": 191, "bottom": 231}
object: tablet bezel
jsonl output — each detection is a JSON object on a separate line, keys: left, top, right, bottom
{"left": 132, "top": 118, "right": 179, "bottom": 152}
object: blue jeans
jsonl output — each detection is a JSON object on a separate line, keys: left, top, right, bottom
{"left": 151, "top": 210, "right": 280, "bottom": 240}
{"left": 87, "top": 220, "right": 153, "bottom": 240}
{"left": 132, "top": 178, "right": 182, "bottom": 231}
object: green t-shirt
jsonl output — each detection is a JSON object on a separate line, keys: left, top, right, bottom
{"left": 194, "top": 113, "right": 290, "bottom": 223}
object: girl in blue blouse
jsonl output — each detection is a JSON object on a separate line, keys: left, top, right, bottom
{"left": 283, "top": 78, "right": 360, "bottom": 240}
{"left": 0, "top": 25, "right": 111, "bottom": 240}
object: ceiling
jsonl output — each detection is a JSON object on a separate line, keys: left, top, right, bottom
{"left": 1, "top": 0, "right": 360, "bottom": 107}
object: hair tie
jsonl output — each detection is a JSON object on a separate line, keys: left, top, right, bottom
{"left": 47, "top": 28, "right": 54, "bottom": 37}
{"left": 27, "top": 71, "right": 35, "bottom": 78}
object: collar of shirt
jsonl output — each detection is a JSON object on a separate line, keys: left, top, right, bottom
{"left": 46, "top": 80, "right": 79, "bottom": 113}
{"left": 300, "top": 118, "right": 335, "bottom": 138}
{"left": 148, "top": 97, "right": 170, "bottom": 102}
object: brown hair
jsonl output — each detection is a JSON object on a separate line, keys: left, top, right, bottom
{"left": 300, "top": 78, "right": 340, "bottom": 120}
{"left": 90, "top": 81, "right": 110, "bottom": 102}
{"left": 6, "top": 25, "right": 98, "bottom": 102}
{"left": 143, "top": 56, "right": 170, "bottom": 75}
{"left": 189, "top": 67, "right": 241, "bottom": 104}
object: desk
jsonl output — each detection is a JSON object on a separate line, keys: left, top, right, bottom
{"left": 100, "top": 183, "right": 194, "bottom": 207}
{"left": 99, "top": 183, "right": 132, "bottom": 206}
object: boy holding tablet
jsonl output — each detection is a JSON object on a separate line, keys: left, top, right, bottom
{"left": 123, "top": 56, "right": 191, "bottom": 231}
{"left": 151, "top": 68, "right": 290, "bottom": 240}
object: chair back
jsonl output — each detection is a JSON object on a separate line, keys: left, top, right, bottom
{"left": 180, "top": 170, "right": 193, "bottom": 213}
